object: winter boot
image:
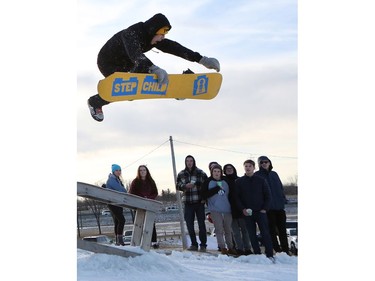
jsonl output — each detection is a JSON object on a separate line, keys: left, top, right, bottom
{"left": 220, "top": 248, "right": 229, "bottom": 255}
{"left": 117, "top": 234, "right": 125, "bottom": 246}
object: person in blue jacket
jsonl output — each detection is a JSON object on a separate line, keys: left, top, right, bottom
{"left": 235, "top": 159, "right": 274, "bottom": 260}
{"left": 255, "top": 156, "right": 290, "bottom": 255}
{"left": 87, "top": 13, "right": 220, "bottom": 122}
{"left": 106, "top": 164, "right": 127, "bottom": 246}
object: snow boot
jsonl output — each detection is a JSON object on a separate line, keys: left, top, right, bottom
{"left": 117, "top": 234, "right": 125, "bottom": 246}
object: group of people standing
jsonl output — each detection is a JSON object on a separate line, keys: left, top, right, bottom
{"left": 103, "top": 153, "right": 290, "bottom": 260}
{"left": 176, "top": 155, "right": 290, "bottom": 261}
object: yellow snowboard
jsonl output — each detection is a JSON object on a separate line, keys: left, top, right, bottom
{"left": 98, "top": 72, "right": 222, "bottom": 102}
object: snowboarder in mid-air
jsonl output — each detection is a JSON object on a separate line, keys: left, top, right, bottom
{"left": 87, "top": 13, "right": 220, "bottom": 122}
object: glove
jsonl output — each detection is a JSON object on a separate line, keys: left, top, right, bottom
{"left": 199, "top": 56, "right": 220, "bottom": 72}
{"left": 149, "top": 65, "right": 169, "bottom": 84}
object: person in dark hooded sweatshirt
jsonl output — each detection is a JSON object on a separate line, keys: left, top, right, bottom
{"left": 223, "top": 163, "right": 253, "bottom": 255}
{"left": 255, "top": 156, "right": 290, "bottom": 255}
{"left": 176, "top": 155, "right": 208, "bottom": 251}
{"left": 88, "top": 13, "right": 221, "bottom": 122}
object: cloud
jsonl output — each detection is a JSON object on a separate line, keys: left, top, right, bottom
{"left": 77, "top": 0, "right": 297, "bottom": 189}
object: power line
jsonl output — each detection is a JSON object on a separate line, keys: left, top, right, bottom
{"left": 92, "top": 137, "right": 296, "bottom": 184}
{"left": 122, "top": 139, "right": 170, "bottom": 169}
{"left": 174, "top": 139, "right": 297, "bottom": 159}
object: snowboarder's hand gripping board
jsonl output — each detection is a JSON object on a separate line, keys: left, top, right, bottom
{"left": 98, "top": 72, "right": 223, "bottom": 102}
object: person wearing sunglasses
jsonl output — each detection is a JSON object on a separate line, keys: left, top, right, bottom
{"left": 255, "top": 156, "right": 290, "bottom": 255}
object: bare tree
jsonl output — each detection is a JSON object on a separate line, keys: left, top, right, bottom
{"left": 83, "top": 198, "right": 106, "bottom": 234}
{"left": 283, "top": 174, "right": 298, "bottom": 196}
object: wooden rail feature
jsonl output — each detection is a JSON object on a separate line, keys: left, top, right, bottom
{"left": 77, "top": 239, "right": 141, "bottom": 257}
{"left": 77, "top": 181, "right": 163, "bottom": 252}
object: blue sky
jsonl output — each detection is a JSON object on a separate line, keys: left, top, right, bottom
{"left": 77, "top": 0, "right": 298, "bottom": 190}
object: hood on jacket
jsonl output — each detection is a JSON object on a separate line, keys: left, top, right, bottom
{"left": 185, "top": 155, "right": 197, "bottom": 171}
{"left": 143, "top": 13, "right": 172, "bottom": 37}
{"left": 223, "top": 163, "right": 238, "bottom": 178}
{"left": 257, "top": 156, "right": 273, "bottom": 171}
{"left": 184, "top": 155, "right": 197, "bottom": 171}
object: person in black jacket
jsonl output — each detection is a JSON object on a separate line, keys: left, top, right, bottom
{"left": 223, "top": 163, "right": 252, "bottom": 255}
{"left": 255, "top": 155, "right": 290, "bottom": 255}
{"left": 88, "top": 13, "right": 220, "bottom": 122}
{"left": 235, "top": 159, "right": 274, "bottom": 260}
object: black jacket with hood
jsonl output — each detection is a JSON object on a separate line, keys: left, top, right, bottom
{"left": 254, "top": 156, "right": 287, "bottom": 210}
{"left": 97, "top": 13, "right": 203, "bottom": 76}
{"left": 223, "top": 164, "right": 243, "bottom": 218}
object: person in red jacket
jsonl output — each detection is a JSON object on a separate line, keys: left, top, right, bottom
{"left": 87, "top": 13, "right": 220, "bottom": 122}
{"left": 129, "top": 165, "right": 159, "bottom": 248}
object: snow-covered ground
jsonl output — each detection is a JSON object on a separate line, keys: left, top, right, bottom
{"left": 77, "top": 236, "right": 297, "bottom": 281}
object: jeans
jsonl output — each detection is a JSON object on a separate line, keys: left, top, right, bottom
{"left": 244, "top": 211, "right": 273, "bottom": 257}
{"left": 184, "top": 202, "right": 207, "bottom": 247}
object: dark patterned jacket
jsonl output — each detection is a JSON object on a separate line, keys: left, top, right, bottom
{"left": 176, "top": 155, "right": 207, "bottom": 204}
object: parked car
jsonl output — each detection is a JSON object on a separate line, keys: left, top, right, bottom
{"left": 287, "top": 228, "right": 298, "bottom": 255}
{"left": 290, "top": 236, "right": 298, "bottom": 255}
{"left": 82, "top": 235, "right": 112, "bottom": 244}
{"left": 101, "top": 209, "right": 111, "bottom": 216}
{"left": 123, "top": 230, "right": 132, "bottom": 245}
{"left": 285, "top": 220, "right": 298, "bottom": 231}
{"left": 164, "top": 205, "right": 178, "bottom": 212}
{"left": 257, "top": 227, "right": 298, "bottom": 251}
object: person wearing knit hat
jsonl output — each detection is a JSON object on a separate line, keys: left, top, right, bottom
{"left": 111, "top": 164, "right": 121, "bottom": 173}
{"left": 88, "top": 13, "right": 221, "bottom": 122}
{"left": 208, "top": 161, "right": 219, "bottom": 172}
{"left": 255, "top": 156, "right": 290, "bottom": 255}
{"left": 106, "top": 163, "right": 127, "bottom": 246}
{"left": 202, "top": 164, "right": 236, "bottom": 256}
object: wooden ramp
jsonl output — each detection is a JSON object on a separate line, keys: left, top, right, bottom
{"left": 77, "top": 239, "right": 141, "bottom": 258}
{"left": 77, "top": 181, "right": 163, "bottom": 253}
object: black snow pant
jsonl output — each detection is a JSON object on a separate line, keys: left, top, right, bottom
{"left": 267, "top": 209, "right": 289, "bottom": 253}
{"left": 107, "top": 204, "right": 126, "bottom": 236}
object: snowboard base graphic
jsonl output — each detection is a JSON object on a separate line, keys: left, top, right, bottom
{"left": 98, "top": 72, "right": 223, "bottom": 102}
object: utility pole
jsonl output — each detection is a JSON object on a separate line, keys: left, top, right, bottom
{"left": 169, "top": 136, "right": 187, "bottom": 249}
